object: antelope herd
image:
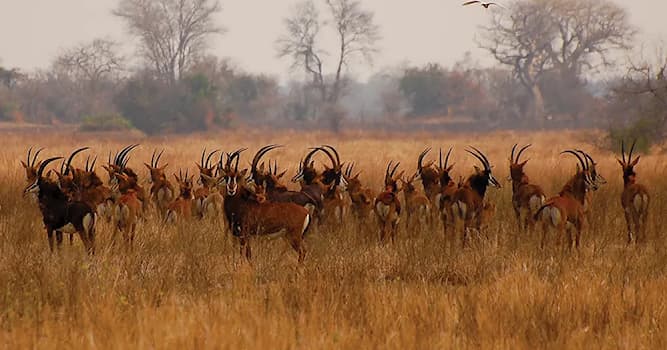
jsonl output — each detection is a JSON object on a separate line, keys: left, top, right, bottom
{"left": 20, "top": 141, "right": 651, "bottom": 262}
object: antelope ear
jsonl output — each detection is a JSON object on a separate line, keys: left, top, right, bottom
{"left": 102, "top": 165, "right": 111, "bottom": 172}
{"left": 259, "top": 162, "right": 265, "bottom": 172}
{"left": 144, "top": 163, "right": 152, "bottom": 170}
{"left": 196, "top": 164, "right": 205, "bottom": 171}
{"left": 474, "top": 165, "right": 481, "bottom": 173}
{"left": 519, "top": 160, "right": 529, "bottom": 167}
{"left": 616, "top": 158, "right": 624, "bottom": 167}
{"left": 631, "top": 156, "right": 640, "bottom": 166}
{"left": 160, "top": 163, "right": 169, "bottom": 170}
{"left": 446, "top": 164, "right": 455, "bottom": 172}
{"left": 240, "top": 169, "right": 248, "bottom": 176}
{"left": 277, "top": 170, "right": 288, "bottom": 179}
{"left": 173, "top": 174, "right": 179, "bottom": 182}
{"left": 20, "top": 160, "right": 28, "bottom": 169}
{"left": 200, "top": 173, "right": 213, "bottom": 182}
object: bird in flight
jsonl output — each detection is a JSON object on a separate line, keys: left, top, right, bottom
{"left": 462, "top": 1, "right": 505, "bottom": 9}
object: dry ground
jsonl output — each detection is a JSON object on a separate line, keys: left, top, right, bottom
{"left": 0, "top": 129, "right": 666, "bottom": 349}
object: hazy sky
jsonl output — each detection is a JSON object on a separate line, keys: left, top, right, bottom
{"left": 1, "top": 0, "right": 666, "bottom": 82}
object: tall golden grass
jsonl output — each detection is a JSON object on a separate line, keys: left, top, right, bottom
{"left": 1, "top": 129, "right": 666, "bottom": 349}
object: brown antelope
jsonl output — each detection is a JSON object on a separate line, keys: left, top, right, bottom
{"left": 103, "top": 144, "right": 148, "bottom": 210}
{"left": 343, "top": 163, "right": 374, "bottom": 228}
{"left": 145, "top": 149, "right": 174, "bottom": 217}
{"left": 166, "top": 169, "right": 195, "bottom": 222}
{"left": 576, "top": 149, "right": 607, "bottom": 213}
{"left": 509, "top": 144, "right": 546, "bottom": 231}
{"left": 401, "top": 171, "right": 432, "bottom": 233}
{"left": 417, "top": 148, "right": 441, "bottom": 206}
{"left": 374, "top": 161, "right": 403, "bottom": 243}
{"left": 223, "top": 148, "right": 312, "bottom": 263}
{"left": 193, "top": 149, "right": 221, "bottom": 219}
{"left": 436, "top": 148, "right": 458, "bottom": 240}
{"left": 110, "top": 172, "right": 143, "bottom": 245}
{"left": 291, "top": 147, "right": 328, "bottom": 218}
{"left": 617, "top": 140, "right": 650, "bottom": 243}
{"left": 451, "top": 147, "right": 501, "bottom": 247}
{"left": 197, "top": 156, "right": 226, "bottom": 221}
{"left": 74, "top": 155, "right": 114, "bottom": 223}
{"left": 534, "top": 150, "right": 598, "bottom": 250}
{"left": 24, "top": 157, "right": 96, "bottom": 254}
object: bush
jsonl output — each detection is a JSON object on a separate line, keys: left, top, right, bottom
{"left": 607, "top": 117, "right": 659, "bottom": 153}
{"left": 80, "top": 114, "right": 133, "bottom": 132}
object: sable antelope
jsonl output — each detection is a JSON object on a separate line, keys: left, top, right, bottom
{"left": 617, "top": 140, "right": 650, "bottom": 243}
{"left": 417, "top": 148, "right": 441, "bottom": 206}
{"left": 54, "top": 147, "right": 90, "bottom": 199}
{"left": 509, "top": 144, "right": 546, "bottom": 231}
{"left": 166, "top": 169, "right": 195, "bottom": 222}
{"left": 24, "top": 157, "right": 96, "bottom": 254}
{"left": 318, "top": 145, "right": 348, "bottom": 225}
{"left": 223, "top": 148, "right": 312, "bottom": 262}
{"left": 451, "top": 147, "right": 501, "bottom": 247}
{"left": 401, "top": 172, "right": 432, "bottom": 233}
{"left": 145, "top": 149, "right": 174, "bottom": 217}
{"left": 534, "top": 150, "right": 598, "bottom": 250}
{"left": 74, "top": 155, "right": 114, "bottom": 223}
{"left": 343, "top": 163, "right": 374, "bottom": 228}
{"left": 103, "top": 144, "right": 147, "bottom": 209}
{"left": 21, "top": 147, "right": 46, "bottom": 199}
{"left": 291, "top": 148, "right": 327, "bottom": 218}
{"left": 576, "top": 149, "right": 607, "bottom": 213}
{"left": 193, "top": 149, "right": 221, "bottom": 219}
{"left": 110, "top": 172, "right": 143, "bottom": 245}
{"left": 197, "top": 154, "right": 226, "bottom": 220}
{"left": 436, "top": 148, "right": 458, "bottom": 240}
{"left": 374, "top": 161, "right": 403, "bottom": 243}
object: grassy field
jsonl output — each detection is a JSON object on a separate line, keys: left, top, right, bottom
{"left": 0, "top": 129, "right": 666, "bottom": 349}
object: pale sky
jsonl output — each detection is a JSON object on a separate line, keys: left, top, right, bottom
{"left": 1, "top": 0, "right": 666, "bottom": 82}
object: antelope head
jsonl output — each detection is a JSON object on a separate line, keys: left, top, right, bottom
{"left": 561, "top": 150, "right": 597, "bottom": 192}
{"left": 24, "top": 156, "right": 63, "bottom": 197}
{"left": 577, "top": 149, "right": 606, "bottom": 187}
{"left": 344, "top": 162, "right": 363, "bottom": 193}
{"left": 417, "top": 147, "right": 439, "bottom": 187}
{"left": 400, "top": 172, "right": 420, "bottom": 194}
{"left": 145, "top": 149, "right": 168, "bottom": 184}
{"left": 196, "top": 148, "right": 220, "bottom": 186}
{"left": 104, "top": 144, "right": 139, "bottom": 186}
{"left": 292, "top": 147, "right": 322, "bottom": 184}
{"left": 384, "top": 161, "right": 404, "bottom": 193}
{"left": 617, "top": 140, "right": 641, "bottom": 184}
{"left": 319, "top": 145, "right": 347, "bottom": 189}
{"left": 250, "top": 144, "right": 283, "bottom": 186}
{"left": 466, "top": 146, "right": 501, "bottom": 189}
{"left": 21, "top": 147, "right": 45, "bottom": 184}
{"left": 509, "top": 143, "right": 531, "bottom": 183}
{"left": 436, "top": 147, "right": 456, "bottom": 186}
{"left": 223, "top": 148, "right": 248, "bottom": 196}
{"left": 54, "top": 147, "right": 90, "bottom": 193}
{"left": 174, "top": 169, "right": 195, "bottom": 199}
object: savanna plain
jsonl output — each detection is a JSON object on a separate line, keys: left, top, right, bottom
{"left": 1, "top": 129, "right": 666, "bottom": 349}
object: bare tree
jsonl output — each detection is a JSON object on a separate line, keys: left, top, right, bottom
{"left": 277, "top": 0, "right": 380, "bottom": 106}
{"left": 114, "top": 0, "right": 223, "bottom": 83}
{"left": 54, "top": 38, "right": 124, "bottom": 89}
{"left": 478, "top": 0, "right": 634, "bottom": 124}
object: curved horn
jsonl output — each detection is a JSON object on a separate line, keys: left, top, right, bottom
{"left": 390, "top": 161, "right": 400, "bottom": 179}
{"left": 620, "top": 140, "right": 626, "bottom": 164}
{"left": 510, "top": 144, "right": 518, "bottom": 164}
{"left": 322, "top": 145, "right": 341, "bottom": 167}
{"left": 575, "top": 149, "right": 594, "bottom": 169}
{"left": 251, "top": 145, "right": 282, "bottom": 175}
{"left": 418, "top": 148, "right": 431, "bottom": 174}
{"left": 200, "top": 148, "right": 207, "bottom": 167}
{"left": 37, "top": 157, "right": 64, "bottom": 179}
{"left": 444, "top": 147, "right": 453, "bottom": 169}
{"left": 120, "top": 144, "right": 139, "bottom": 170}
{"left": 516, "top": 144, "right": 531, "bottom": 163}
{"left": 469, "top": 146, "right": 490, "bottom": 170}
{"left": 385, "top": 161, "right": 393, "bottom": 184}
{"left": 114, "top": 144, "right": 133, "bottom": 166}
{"left": 63, "top": 147, "right": 90, "bottom": 175}
{"left": 628, "top": 139, "right": 637, "bottom": 162}
{"left": 151, "top": 149, "right": 157, "bottom": 168}
{"left": 205, "top": 149, "right": 220, "bottom": 169}
{"left": 318, "top": 146, "right": 338, "bottom": 169}
{"left": 561, "top": 150, "right": 587, "bottom": 171}
{"left": 90, "top": 156, "right": 97, "bottom": 172}
{"left": 155, "top": 149, "right": 165, "bottom": 167}
{"left": 303, "top": 148, "right": 320, "bottom": 168}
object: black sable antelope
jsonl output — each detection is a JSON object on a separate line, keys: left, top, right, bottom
{"left": 451, "top": 147, "right": 501, "bottom": 247}
{"left": 24, "top": 157, "right": 96, "bottom": 254}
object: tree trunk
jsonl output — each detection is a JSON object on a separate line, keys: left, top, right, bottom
{"left": 530, "top": 83, "right": 546, "bottom": 128}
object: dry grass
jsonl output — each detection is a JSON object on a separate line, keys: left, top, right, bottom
{"left": 1, "top": 129, "right": 666, "bottom": 349}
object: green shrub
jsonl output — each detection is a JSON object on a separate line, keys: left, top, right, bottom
{"left": 607, "top": 117, "right": 660, "bottom": 153}
{"left": 80, "top": 114, "right": 133, "bottom": 132}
